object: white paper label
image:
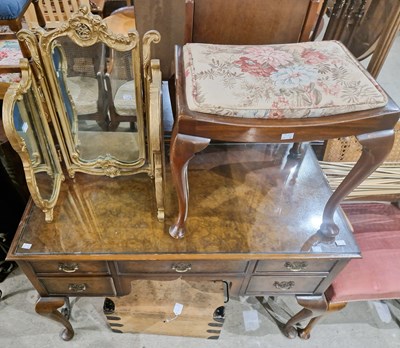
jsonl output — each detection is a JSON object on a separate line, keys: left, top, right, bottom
{"left": 243, "top": 310, "right": 259, "bottom": 331}
{"left": 165, "top": 303, "right": 184, "bottom": 323}
{"left": 281, "top": 132, "right": 294, "bottom": 140}
{"left": 371, "top": 301, "right": 392, "bottom": 323}
{"left": 21, "top": 243, "right": 32, "bottom": 249}
{"left": 173, "top": 303, "right": 184, "bottom": 316}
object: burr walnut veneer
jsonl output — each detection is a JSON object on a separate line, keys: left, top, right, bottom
{"left": 7, "top": 143, "right": 360, "bottom": 340}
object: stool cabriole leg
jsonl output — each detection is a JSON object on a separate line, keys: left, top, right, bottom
{"left": 319, "top": 129, "right": 395, "bottom": 238}
{"left": 169, "top": 132, "right": 210, "bottom": 238}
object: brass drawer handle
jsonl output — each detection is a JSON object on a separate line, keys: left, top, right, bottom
{"left": 273, "top": 281, "right": 295, "bottom": 290}
{"left": 172, "top": 263, "right": 192, "bottom": 273}
{"left": 284, "top": 261, "right": 308, "bottom": 272}
{"left": 59, "top": 263, "right": 79, "bottom": 273}
{"left": 68, "top": 283, "right": 87, "bottom": 292}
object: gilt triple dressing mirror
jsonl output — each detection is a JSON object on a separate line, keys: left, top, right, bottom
{"left": 6, "top": 7, "right": 164, "bottom": 221}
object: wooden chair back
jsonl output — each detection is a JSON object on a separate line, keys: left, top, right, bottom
{"left": 185, "top": 0, "right": 321, "bottom": 45}
{"left": 135, "top": 0, "right": 322, "bottom": 80}
{"left": 322, "top": 0, "right": 400, "bottom": 77}
{"left": 135, "top": 0, "right": 186, "bottom": 80}
{"left": 25, "top": 0, "right": 90, "bottom": 29}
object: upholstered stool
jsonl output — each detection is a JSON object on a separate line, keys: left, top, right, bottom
{"left": 169, "top": 40, "right": 400, "bottom": 238}
{"left": 283, "top": 202, "right": 400, "bottom": 339}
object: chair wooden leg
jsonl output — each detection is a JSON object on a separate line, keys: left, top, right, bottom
{"left": 8, "top": 21, "right": 31, "bottom": 59}
{"left": 32, "top": 0, "right": 46, "bottom": 29}
{"left": 318, "top": 129, "right": 395, "bottom": 238}
{"left": 169, "top": 132, "right": 210, "bottom": 239}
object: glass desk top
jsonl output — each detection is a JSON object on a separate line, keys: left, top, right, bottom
{"left": 9, "top": 143, "right": 360, "bottom": 260}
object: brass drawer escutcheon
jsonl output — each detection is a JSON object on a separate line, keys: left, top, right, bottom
{"left": 68, "top": 283, "right": 87, "bottom": 292}
{"left": 273, "top": 281, "right": 295, "bottom": 290}
{"left": 171, "top": 263, "right": 192, "bottom": 273}
{"left": 59, "top": 263, "right": 79, "bottom": 273}
{"left": 284, "top": 261, "right": 308, "bottom": 272}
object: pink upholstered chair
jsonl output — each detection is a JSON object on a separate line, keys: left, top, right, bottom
{"left": 283, "top": 202, "right": 400, "bottom": 339}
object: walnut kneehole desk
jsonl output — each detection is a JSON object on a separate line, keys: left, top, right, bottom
{"left": 7, "top": 143, "right": 360, "bottom": 340}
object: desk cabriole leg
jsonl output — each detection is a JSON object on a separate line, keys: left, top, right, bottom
{"left": 319, "top": 129, "right": 395, "bottom": 238}
{"left": 283, "top": 294, "right": 328, "bottom": 339}
{"left": 35, "top": 297, "right": 74, "bottom": 341}
{"left": 297, "top": 301, "right": 347, "bottom": 339}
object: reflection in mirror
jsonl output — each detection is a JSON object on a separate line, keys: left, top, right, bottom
{"left": 57, "top": 38, "right": 141, "bottom": 163}
{"left": 3, "top": 61, "right": 63, "bottom": 222}
{"left": 51, "top": 43, "right": 76, "bottom": 133}
{"left": 104, "top": 47, "right": 140, "bottom": 161}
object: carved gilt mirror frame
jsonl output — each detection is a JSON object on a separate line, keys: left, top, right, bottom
{"left": 2, "top": 60, "right": 64, "bottom": 222}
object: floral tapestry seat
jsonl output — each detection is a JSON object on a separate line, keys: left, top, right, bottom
{"left": 0, "top": 40, "right": 22, "bottom": 99}
{"left": 184, "top": 40, "right": 388, "bottom": 119}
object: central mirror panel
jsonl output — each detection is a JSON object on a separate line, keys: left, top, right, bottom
{"left": 53, "top": 39, "right": 141, "bottom": 162}
{"left": 38, "top": 8, "right": 146, "bottom": 177}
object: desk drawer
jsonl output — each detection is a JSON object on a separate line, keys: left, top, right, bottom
{"left": 117, "top": 260, "right": 248, "bottom": 274}
{"left": 39, "top": 277, "right": 115, "bottom": 296}
{"left": 255, "top": 260, "right": 336, "bottom": 273}
{"left": 245, "top": 275, "right": 324, "bottom": 295}
{"left": 31, "top": 261, "right": 110, "bottom": 275}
